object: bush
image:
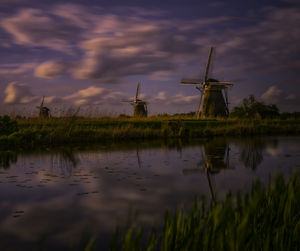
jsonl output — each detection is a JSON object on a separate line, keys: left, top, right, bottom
{"left": 0, "top": 115, "right": 19, "bottom": 136}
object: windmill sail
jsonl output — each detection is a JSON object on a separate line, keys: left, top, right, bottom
{"left": 135, "top": 82, "right": 140, "bottom": 101}
{"left": 204, "top": 47, "right": 214, "bottom": 82}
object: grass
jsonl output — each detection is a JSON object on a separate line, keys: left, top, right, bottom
{"left": 0, "top": 116, "right": 300, "bottom": 148}
{"left": 108, "top": 172, "right": 300, "bottom": 251}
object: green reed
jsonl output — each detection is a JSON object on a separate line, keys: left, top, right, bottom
{"left": 109, "top": 172, "right": 300, "bottom": 251}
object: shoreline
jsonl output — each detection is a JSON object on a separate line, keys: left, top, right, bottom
{"left": 0, "top": 117, "right": 300, "bottom": 148}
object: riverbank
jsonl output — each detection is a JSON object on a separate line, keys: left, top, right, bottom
{"left": 0, "top": 117, "right": 300, "bottom": 148}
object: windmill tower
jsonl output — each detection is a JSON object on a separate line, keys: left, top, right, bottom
{"left": 122, "top": 83, "right": 148, "bottom": 117}
{"left": 36, "top": 96, "right": 50, "bottom": 118}
{"left": 181, "top": 47, "right": 233, "bottom": 119}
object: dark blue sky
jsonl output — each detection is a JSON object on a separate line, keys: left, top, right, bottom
{"left": 0, "top": 0, "right": 299, "bottom": 116}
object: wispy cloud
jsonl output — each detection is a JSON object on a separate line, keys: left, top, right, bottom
{"left": 34, "top": 60, "right": 71, "bottom": 78}
{"left": 0, "top": 63, "right": 36, "bottom": 75}
{"left": 4, "top": 82, "right": 38, "bottom": 104}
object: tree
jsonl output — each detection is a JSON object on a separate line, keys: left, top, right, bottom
{"left": 230, "top": 95, "right": 279, "bottom": 119}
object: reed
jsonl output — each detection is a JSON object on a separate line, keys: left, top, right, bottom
{"left": 0, "top": 116, "right": 300, "bottom": 148}
{"left": 109, "top": 172, "right": 300, "bottom": 251}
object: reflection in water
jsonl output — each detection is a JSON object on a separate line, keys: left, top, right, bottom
{"left": 237, "top": 138, "right": 278, "bottom": 170}
{"left": 50, "top": 148, "right": 79, "bottom": 176}
{"left": 182, "top": 138, "right": 233, "bottom": 203}
{"left": 0, "top": 151, "right": 17, "bottom": 169}
{"left": 0, "top": 136, "right": 299, "bottom": 250}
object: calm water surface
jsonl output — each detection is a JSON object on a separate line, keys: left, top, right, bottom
{"left": 0, "top": 136, "right": 300, "bottom": 249}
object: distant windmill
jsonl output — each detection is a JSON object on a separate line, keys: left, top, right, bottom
{"left": 181, "top": 47, "right": 233, "bottom": 119}
{"left": 122, "top": 82, "right": 148, "bottom": 117}
{"left": 36, "top": 96, "right": 50, "bottom": 118}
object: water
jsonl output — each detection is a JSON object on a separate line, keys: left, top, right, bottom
{"left": 0, "top": 136, "right": 300, "bottom": 249}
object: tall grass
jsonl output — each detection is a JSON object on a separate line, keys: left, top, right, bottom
{"left": 0, "top": 116, "right": 300, "bottom": 148}
{"left": 110, "top": 172, "right": 300, "bottom": 251}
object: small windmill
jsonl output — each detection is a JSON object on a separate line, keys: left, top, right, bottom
{"left": 36, "top": 96, "right": 50, "bottom": 118}
{"left": 122, "top": 82, "right": 148, "bottom": 117}
{"left": 181, "top": 47, "right": 233, "bottom": 119}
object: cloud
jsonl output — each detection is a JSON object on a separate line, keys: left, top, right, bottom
{"left": 1, "top": 4, "right": 300, "bottom": 89}
{"left": 72, "top": 19, "right": 199, "bottom": 82}
{"left": 1, "top": 7, "right": 86, "bottom": 53}
{"left": 0, "top": 63, "right": 36, "bottom": 75}
{"left": 64, "top": 86, "right": 124, "bottom": 105}
{"left": 261, "top": 85, "right": 283, "bottom": 104}
{"left": 4, "top": 82, "right": 39, "bottom": 104}
{"left": 152, "top": 91, "right": 199, "bottom": 105}
{"left": 261, "top": 85, "right": 300, "bottom": 108}
{"left": 34, "top": 60, "right": 70, "bottom": 78}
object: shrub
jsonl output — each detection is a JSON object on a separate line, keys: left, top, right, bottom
{"left": 0, "top": 115, "right": 19, "bottom": 136}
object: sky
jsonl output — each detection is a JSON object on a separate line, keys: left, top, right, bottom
{"left": 0, "top": 0, "right": 299, "bottom": 116}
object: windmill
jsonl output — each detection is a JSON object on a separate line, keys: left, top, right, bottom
{"left": 36, "top": 96, "right": 50, "bottom": 118}
{"left": 181, "top": 47, "right": 233, "bottom": 119}
{"left": 122, "top": 82, "right": 148, "bottom": 117}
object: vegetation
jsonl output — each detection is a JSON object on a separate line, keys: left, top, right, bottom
{"left": 230, "top": 95, "right": 280, "bottom": 119}
{"left": 0, "top": 115, "right": 19, "bottom": 136}
{"left": 0, "top": 115, "right": 299, "bottom": 148}
{"left": 108, "top": 172, "right": 300, "bottom": 251}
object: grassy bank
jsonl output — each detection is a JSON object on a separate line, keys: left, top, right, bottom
{"left": 108, "top": 172, "right": 300, "bottom": 251}
{"left": 0, "top": 116, "right": 300, "bottom": 148}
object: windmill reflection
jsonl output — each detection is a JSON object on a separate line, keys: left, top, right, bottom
{"left": 50, "top": 148, "right": 79, "bottom": 176}
{"left": 0, "top": 150, "right": 17, "bottom": 169}
{"left": 182, "top": 139, "right": 233, "bottom": 203}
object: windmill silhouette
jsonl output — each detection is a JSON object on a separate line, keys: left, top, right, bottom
{"left": 181, "top": 47, "right": 233, "bottom": 118}
{"left": 122, "top": 82, "right": 148, "bottom": 117}
{"left": 36, "top": 96, "right": 50, "bottom": 118}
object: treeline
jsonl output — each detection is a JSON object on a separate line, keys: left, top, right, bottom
{"left": 229, "top": 95, "right": 300, "bottom": 120}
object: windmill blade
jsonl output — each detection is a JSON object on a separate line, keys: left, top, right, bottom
{"left": 135, "top": 82, "right": 140, "bottom": 100}
{"left": 206, "top": 168, "right": 217, "bottom": 204}
{"left": 180, "top": 78, "right": 203, "bottom": 85}
{"left": 136, "top": 148, "right": 142, "bottom": 169}
{"left": 224, "top": 88, "right": 229, "bottom": 116}
{"left": 136, "top": 100, "right": 148, "bottom": 104}
{"left": 196, "top": 89, "right": 204, "bottom": 119}
{"left": 40, "top": 96, "right": 45, "bottom": 108}
{"left": 122, "top": 99, "right": 134, "bottom": 103}
{"left": 205, "top": 81, "right": 233, "bottom": 86}
{"left": 204, "top": 47, "right": 214, "bottom": 82}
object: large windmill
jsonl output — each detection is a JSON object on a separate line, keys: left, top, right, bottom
{"left": 122, "top": 83, "right": 148, "bottom": 117}
{"left": 36, "top": 96, "right": 50, "bottom": 118}
{"left": 181, "top": 47, "right": 233, "bottom": 119}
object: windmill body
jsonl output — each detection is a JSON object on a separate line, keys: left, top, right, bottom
{"left": 133, "top": 101, "right": 147, "bottom": 117}
{"left": 181, "top": 47, "right": 233, "bottom": 119}
{"left": 36, "top": 96, "right": 50, "bottom": 118}
{"left": 201, "top": 79, "right": 228, "bottom": 118}
{"left": 122, "top": 83, "right": 148, "bottom": 118}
